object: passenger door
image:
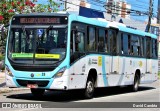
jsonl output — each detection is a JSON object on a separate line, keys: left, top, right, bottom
{"left": 69, "top": 23, "right": 86, "bottom": 89}
{"left": 145, "top": 37, "right": 152, "bottom": 82}
{"left": 107, "top": 29, "right": 120, "bottom": 86}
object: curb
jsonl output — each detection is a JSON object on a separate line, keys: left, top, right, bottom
{"left": 0, "top": 88, "right": 29, "bottom": 94}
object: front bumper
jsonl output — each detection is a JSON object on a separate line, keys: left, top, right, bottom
{"left": 5, "top": 74, "right": 69, "bottom": 90}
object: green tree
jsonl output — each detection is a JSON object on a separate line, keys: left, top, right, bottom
{"left": 0, "top": 0, "right": 60, "bottom": 24}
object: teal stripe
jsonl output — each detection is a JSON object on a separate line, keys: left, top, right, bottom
{"left": 47, "top": 79, "right": 54, "bottom": 88}
{"left": 13, "top": 77, "right": 20, "bottom": 87}
{"left": 102, "top": 56, "right": 108, "bottom": 86}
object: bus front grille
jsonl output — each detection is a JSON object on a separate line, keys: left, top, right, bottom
{"left": 16, "top": 79, "right": 49, "bottom": 87}
{"left": 12, "top": 65, "right": 55, "bottom": 72}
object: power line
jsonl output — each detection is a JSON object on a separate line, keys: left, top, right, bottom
{"left": 87, "top": 0, "right": 106, "bottom": 4}
{"left": 60, "top": 0, "right": 153, "bottom": 17}
{"left": 90, "top": 0, "right": 157, "bottom": 13}
{"left": 83, "top": 0, "right": 156, "bottom": 16}
{"left": 136, "top": 0, "right": 149, "bottom": 4}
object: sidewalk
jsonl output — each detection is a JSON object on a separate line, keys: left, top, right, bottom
{"left": 0, "top": 72, "right": 5, "bottom": 78}
{"left": 0, "top": 72, "right": 29, "bottom": 94}
{"left": 0, "top": 72, "right": 5, "bottom": 87}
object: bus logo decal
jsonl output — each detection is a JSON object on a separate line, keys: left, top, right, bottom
{"left": 31, "top": 73, "right": 34, "bottom": 78}
{"left": 98, "top": 56, "right": 102, "bottom": 66}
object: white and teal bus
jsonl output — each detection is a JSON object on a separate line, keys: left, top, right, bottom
{"left": 3, "top": 13, "right": 158, "bottom": 98}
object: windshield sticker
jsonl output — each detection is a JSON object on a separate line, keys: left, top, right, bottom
{"left": 12, "top": 53, "right": 33, "bottom": 58}
{"left": 12, "top": 53, "right": 60, "bottom": 59}
{"left": 35, "top": 54, "right": 60, "bottom": 59}
{"left": 37, "top": 29, "right": 43, "bottom": 36}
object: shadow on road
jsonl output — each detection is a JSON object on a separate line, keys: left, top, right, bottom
{"left": 6, "top": 86, "right": 156, "bottom": 102}
{"left": 0, "top": 82, "right": 6, "bottom": 87}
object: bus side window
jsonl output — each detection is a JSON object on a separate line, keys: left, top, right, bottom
{"left": 137, "top": 36, "right": 141, "bottom": 56}
{"left": 87, "top": 26, "right": 96, "bottom": 52}
{"left": 108, "top": 30, "right": 117, "bottom": 54}
{"left": 128, "top": 35, "right": 131, "bottom": 55}
{"left": 121, "top": 33, "right": 129, "bottom": 55}
{"left": 121, "top": 33, "right": 123, "bottom": 54}
{"left": 146, "top": 37, "right": 151, "bottom": 58}
{"left": 98, "top": 29, "right": 105, "bottom": 52}
{"left": 105, "top": 30, "right": 108, "bottom": 53}
{"left": 152, "top": 39, "right": 158, "bottom": 58}
{"left": 130, "top": 35, "right": 140, "bottom": 56}
{"left": 140, "top": 37, "right": 145, "bottom": 57}
{"left": 155, "top": 40, "right": 158, "bottom": 58}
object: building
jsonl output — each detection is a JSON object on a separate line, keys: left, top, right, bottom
{"left": 106, "top": 0, "right": 131, "bottom": 19}
{"left": 65, "top": 0, "right": 106, "bottom": 13}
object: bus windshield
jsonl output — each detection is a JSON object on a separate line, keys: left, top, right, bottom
{"left": 8, "top": 27, "right": 67, "bottom": 65}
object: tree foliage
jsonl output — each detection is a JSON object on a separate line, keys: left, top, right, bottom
{"left": 0, "top": 0, "right": 61, "bottom": 55}
{"left": 0, "top": 0, "right": 60, "bottom": 24}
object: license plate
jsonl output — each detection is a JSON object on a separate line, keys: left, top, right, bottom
{"left": 27, "top": 84, "right": 38, "bottom": 88}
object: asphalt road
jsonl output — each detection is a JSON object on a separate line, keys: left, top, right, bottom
{"left": 0, "top": 80, "right": 159, "bottom": 111}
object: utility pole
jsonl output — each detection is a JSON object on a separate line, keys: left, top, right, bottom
{"left": 146, "top": 0, "right": 154, "bottom": 32}
{"left": 64, "top": 0, "right": 67, "bottom": 10}
{"left": 157, "top": 0, "right": 160, "bottom": 24}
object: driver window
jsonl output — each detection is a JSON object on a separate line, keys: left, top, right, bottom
{"left": 75, "top": 32, "right": 85, "bottom": 52}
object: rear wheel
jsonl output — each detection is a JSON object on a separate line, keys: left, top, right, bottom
{"left": 84, "top": 77, "right": 95, "bottom": 99}
{"left": 31, "top": 88, "right": 45, "bottom": 97}
{"left": 129, "top": 74, "right": 140, "bottom": 92}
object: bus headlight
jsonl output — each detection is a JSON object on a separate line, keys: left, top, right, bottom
{"left": 54, "top": 66, "right": 66, "bottom": 78}
{"left": 5, "top": 65, "right": 13, "bottom": 77}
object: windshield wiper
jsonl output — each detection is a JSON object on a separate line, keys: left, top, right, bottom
{"left": 47, "top": 25, "right": 53, "bottom": 32}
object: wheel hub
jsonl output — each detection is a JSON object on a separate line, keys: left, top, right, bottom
{"left": 87, "top": 81, "right": 93, "bottom": 93}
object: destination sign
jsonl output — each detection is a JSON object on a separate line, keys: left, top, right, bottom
{"left": 12, "top": 16, "right": 68, "bottom": 25}
{"left": 20, "top": 18, "right": 60, "bottom": 24}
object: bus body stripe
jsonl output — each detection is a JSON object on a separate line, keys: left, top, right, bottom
{"left": 102, "top": 56, "right": 108, "bottom": 86}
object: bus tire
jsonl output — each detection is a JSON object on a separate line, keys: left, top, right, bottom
{"left": 130, "top": 74, "right": 140, "bottom": 92}
{"left": 84, "top": 76, "right": 95, "bottom": 99}
{"left": 31, "top": 88, "right": 45, "bottom": 97}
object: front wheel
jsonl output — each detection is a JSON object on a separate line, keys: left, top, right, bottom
{"left": 31, "top": 88, "right": 45, "bottom": 97}
{"left": 84, "top": 77, "right": 95, "bottom": 99}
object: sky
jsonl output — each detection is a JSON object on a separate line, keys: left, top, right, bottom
{"left": 36, "top": 0, "right": 158, "bottom": 22}
{"left": 126, "top": 0, "right": 158, "bottom": 22}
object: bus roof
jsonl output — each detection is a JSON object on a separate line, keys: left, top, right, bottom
{"left": 11, "top": 13, "right": 157, "bottom": 39}
{"left": 69, "top": 14, "right": 157, "bottom": 39}
{"left": 12, "top": 13, "right": 69, "bottom": 17}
